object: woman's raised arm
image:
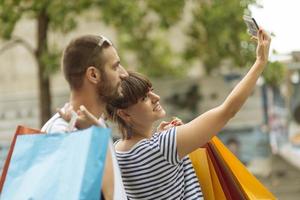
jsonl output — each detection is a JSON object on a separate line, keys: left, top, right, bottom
{"left": 176, "top": 29, "right": 271, "bottom": 159}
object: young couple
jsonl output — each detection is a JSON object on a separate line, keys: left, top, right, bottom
{"left": 42, "top": 29, "right": 271, "bottom": 200}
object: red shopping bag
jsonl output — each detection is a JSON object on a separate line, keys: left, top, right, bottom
{"left": 190, "top": 137, "right": 276, "bottom": 200}
{"left": 206, "top": 143, "right": 246, "bottom": 200}
{"left": 0, "top": 126, "right": 42, "bottom": 193}
{"left": 209, "top": 137, "right": 276, "bottom": 200}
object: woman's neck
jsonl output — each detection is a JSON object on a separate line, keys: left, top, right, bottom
{"left": 116, "top": 124, "right": 154, "bottom": 152}
{"left": 131, "top": 125, "right": 153, "bottom": 140}
{"left": 116, "top": 126, "right": 152, "bottom": 152}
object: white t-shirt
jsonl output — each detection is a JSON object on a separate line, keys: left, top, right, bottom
{"left": 41, "top": 107, "right": 127, "bottom": 200}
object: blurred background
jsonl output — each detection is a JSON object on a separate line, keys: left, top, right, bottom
{"left": 0, "top": 0, "right": 300, "bottom": 199}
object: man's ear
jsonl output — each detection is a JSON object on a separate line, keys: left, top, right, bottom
{"left": 86, "top": 66, "right": 101, "bottom": 84}
{"left": 117, "top": 109, "right": 131, "bottom": 122}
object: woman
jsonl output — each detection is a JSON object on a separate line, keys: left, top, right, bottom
{"left": 106, "top": 72, "right": 203, "bottom": 199}
{"left": 105, "top": 29, "right": 271, "bottom": 199}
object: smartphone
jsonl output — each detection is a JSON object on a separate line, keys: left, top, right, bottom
{"left": 243, "top": 15, "right": 259, "bottom": 36}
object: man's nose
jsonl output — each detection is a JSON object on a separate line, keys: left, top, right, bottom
{"left": 119, "top": 65, "right": 128, "bottom": 79}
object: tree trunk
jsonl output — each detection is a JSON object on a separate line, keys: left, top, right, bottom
{"left": 36, "top": 9, "right": 52, "bottom": 127}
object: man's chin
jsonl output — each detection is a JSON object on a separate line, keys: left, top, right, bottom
{"left": 117, "top": 87, "right": 124, "bottom": 97}
{"left": 105, "top": 90, "right": 122, "bottom": 102}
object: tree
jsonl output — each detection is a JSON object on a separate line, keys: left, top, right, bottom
{"left": 263, "top": 61, "right": 286, "bottom": 87}
{"left": 0, "top": 0, "right": 258, "bottom": 125}
{"left": 0, "top": 0, "right": 186, "bottom": 125}
{"left": 184, "top": 0, "right": 258, "bottom": 73}
{"left": 100, "top": 0, "right": 259, "bottom": 76}
{"left": 99, "top": 0, "right": 186, "bottom": 77}
{"left": 0, "top": 0, "right": 99, "bottom": 126}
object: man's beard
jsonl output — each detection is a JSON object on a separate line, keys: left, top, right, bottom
{"left": 96, "top": 74, "right": 121, "bottom": 103}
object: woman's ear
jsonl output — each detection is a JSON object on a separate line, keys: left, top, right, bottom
{"left": 117, "top": 109, "right": 131, "bottom": 122}
{"left": 86, "top": 66, "right": 101, "bottom": 84}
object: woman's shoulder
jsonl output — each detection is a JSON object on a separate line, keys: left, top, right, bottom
{"left": 114, "top": 138, "right": 149, "bottom": 153}
{"left": 114, "top": 139, "right": 133, "bottom": 152}
{"left": 115, "top": 132, "right": 168, "bottom": 153}
{"left": 115, "top": 128, "right": 177, "bottom": 154}
{"left": 154, "top": 127, "right": 177, "bottom": 137}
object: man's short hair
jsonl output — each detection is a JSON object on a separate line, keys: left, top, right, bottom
{"left": 62, "top": 35, "right": 112, "bottom": 90}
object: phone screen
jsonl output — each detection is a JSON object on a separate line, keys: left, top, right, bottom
{"left": 243, "top": 15, "right": 259, "bottom": 36}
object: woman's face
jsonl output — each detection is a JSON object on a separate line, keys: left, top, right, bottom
{"left": 123, "top": 89, "right": 166, "bottom": 127}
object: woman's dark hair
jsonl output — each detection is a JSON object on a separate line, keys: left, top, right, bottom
{"left": 106, "top": 71, "right": 152, "bottom": 139}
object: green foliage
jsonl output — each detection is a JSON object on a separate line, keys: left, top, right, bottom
{"left": 0, "top": 0, "right": 259, "bottom": 78}
{"left": 40, "top": 46, "right": 61, "bottom": 76}
{"left": 146, "top": 0, "right": 185, "bottom": 28}
{"left": 263, "top": 61, "right": 286, "bottom": 87}
{"left": 99, "top": 0, "right": 185, "bottom": 77}
{"left": 0, "top": 0, "right": 98, "bottom": 73}
{"left": 184, "top": 0, "right": 257, "bottom": 73}
{"left": 47, "top": 0, "right": 96, "bottom": 33}
{"left": 0, "top": 0, "right": 23, "bottom": 39}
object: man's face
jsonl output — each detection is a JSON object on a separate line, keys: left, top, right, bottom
{"left": 96, "top": 46, "right": 128, "bottom": 102}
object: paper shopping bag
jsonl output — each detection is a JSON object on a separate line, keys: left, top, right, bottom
{"left": 206, "top": 143, "right": 246, "bottom": 200}
{"left": 189, "top": 148, "right": 215, "bottom": 200}
{"left": 210, "top": 137, "right": 276, "bottom": 200}
{"left": 0, "top": 126, "right": 110, "bottom": 200}
{"left": 206, "top": 148, "right": 227, "bottom": 200}
{"left": 0, "top": 126, "right": 42, "bottom": 193}
{"left": 189, "top": 145, "right": 242, "bottom": 200}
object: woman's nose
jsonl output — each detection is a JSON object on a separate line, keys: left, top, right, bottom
{"left": 149, "top": 91, "right": 160, "bottom": 103}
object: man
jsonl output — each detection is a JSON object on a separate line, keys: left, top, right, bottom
{"left": 42, "top": 35, "right": 128, "bottom": 200}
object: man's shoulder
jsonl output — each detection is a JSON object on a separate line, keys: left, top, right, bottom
{"left": 41, "top": 113, "right": 69, "bottom": 133}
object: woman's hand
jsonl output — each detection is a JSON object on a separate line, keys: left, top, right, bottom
{"left": 255, "top": 29, "right": 271, "bottom": 65}
{"left": 156, "top": 117, "right": 184, "bottom": 132}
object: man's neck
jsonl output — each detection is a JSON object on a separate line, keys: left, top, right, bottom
{"left": 69, "top": 90, "right": 105, "bottom": 119}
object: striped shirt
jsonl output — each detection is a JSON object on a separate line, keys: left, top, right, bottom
{"left": 115, "top": 127, "right": 203, "bottom": 200}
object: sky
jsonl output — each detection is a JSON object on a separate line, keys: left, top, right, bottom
{"left": 250, "top": 0, "right": 300, "bottom": 60}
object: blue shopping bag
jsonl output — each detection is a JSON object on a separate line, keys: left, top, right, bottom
{"left": 0, "top": 126, "right": 110, "bottom": 200}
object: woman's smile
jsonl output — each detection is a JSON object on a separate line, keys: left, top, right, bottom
{"left": 153, "top": 103, "right": 162, "bottom": 111}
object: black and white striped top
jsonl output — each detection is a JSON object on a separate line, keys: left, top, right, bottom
{"left": 115, "top": 127, "right": 203, "bottom": 200}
